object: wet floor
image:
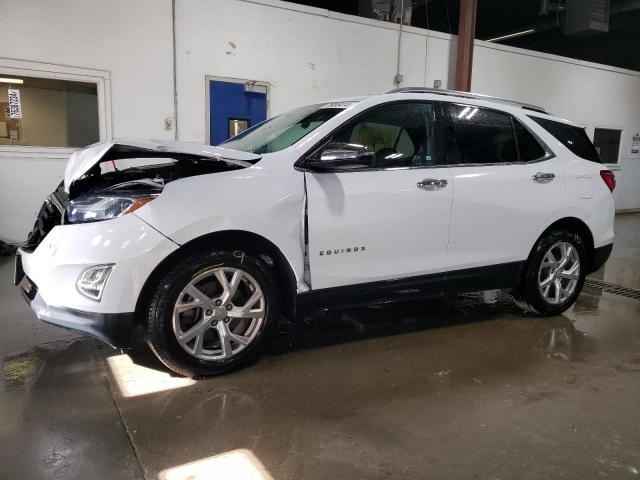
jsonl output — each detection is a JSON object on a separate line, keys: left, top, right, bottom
{"left": 1, "top": 214, "right": 639, "bottom": 479}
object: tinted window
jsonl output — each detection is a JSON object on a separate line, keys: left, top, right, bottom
{"left": 446, "top": 105, "right": 517, "bottom": 164}
{"left": 593, "top": 128, "right": 621, "bottom": 164}
{"left": 513, "top": 120, "right": 546, "bottom": 161}
{"left": 332, "top": 102, "right": 443, "bottom": 168}
{"left": 529, "top": 116, "right": 600, "bottom": 163}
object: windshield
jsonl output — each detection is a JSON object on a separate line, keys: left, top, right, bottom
{"left": 220, "top": 103, "right": 348, "bottom": 153}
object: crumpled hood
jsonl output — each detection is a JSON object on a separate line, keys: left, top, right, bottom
{"left": 64, "top": 139, "right": 261, "bottom": 193}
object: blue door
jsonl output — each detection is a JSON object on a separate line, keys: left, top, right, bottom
{"left": 209, "top": 80, "right": 267, "bottom": 146}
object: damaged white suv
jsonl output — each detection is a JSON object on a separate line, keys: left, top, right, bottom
{"left": 15, "top": 88, "right": 615, "bottom": 376}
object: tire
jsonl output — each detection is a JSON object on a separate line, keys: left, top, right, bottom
{"left": 144, "top": 249, "right": 279, "bottom": 377}
{"left": 514, "top": 229, "right": 587, "bottom": 316}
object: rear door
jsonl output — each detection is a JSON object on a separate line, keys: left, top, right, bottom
{"left": 305, "top": 101, "right": 452, "bottom": 290}
{"left": 444, "top": 104, "right": 565, "bottom": 275}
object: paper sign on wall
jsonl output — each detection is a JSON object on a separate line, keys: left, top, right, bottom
{"left": 632, "top": 133, "right": 640, "bottom": 155}
{"left": 8, "top": 89, "right": 22, "bottom": 119}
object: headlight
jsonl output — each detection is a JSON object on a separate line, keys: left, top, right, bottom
{"left": 66, "top": 194, "right": 157, "bottom": 224}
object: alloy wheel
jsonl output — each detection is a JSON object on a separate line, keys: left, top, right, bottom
{"left": 172, "top": 267, "right": 266, "bottom": 361}
{"left": 537, "top": 241, "right": 580, "bottom": 305}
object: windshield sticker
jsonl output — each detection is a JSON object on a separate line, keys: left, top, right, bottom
{"left": 321, "top": 101, "right": 359, "bottom": 109}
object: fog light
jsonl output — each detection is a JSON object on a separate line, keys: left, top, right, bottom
{"left": 76, "top": 264, "right": 114, "bottom": 301}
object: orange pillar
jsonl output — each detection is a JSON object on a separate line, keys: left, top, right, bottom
{"left": 455, "top": 0, "right": 477, "bottom": 92}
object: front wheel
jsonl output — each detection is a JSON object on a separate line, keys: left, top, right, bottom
{"left": 514, "top": 230, "right": 587, "bottom": 316}
{"left": 145, "top": 249, "right": 279, "bottom": 377}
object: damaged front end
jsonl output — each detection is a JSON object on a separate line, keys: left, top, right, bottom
{"left": 15, "top": 140, "right": 261, "bottom": 348}
{"left": 22, "top": 140, "right": 261, "bottom": 253}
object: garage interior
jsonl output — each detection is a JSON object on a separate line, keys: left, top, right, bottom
{"left": 1, "top": 0, "right": 640, "bottom": 479}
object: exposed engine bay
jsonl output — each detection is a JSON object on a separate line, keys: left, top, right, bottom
{"left": 23, "top": 157, "right": 247, "bottom": 252}
{"left": 23, "top": 140, "right": 261, "bottom": 252}
{"left": 69, "top": 158, "right": 242, "bottom": 198}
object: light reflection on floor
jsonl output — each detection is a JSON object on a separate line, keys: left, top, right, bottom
{"left": 106, "top": 353, "right": 195, "bottom": 398}
{"left": 157, "top": 449, "right": 273, "bottom": 480}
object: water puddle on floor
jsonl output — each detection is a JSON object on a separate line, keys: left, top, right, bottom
{"left": 1, "top": 339, "right": 78, "bottom": 391}
{"left": 2, "top": 351, "right": 42, "bottom": 389}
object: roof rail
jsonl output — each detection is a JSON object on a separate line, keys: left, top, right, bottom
{"left": 385, "top": 87, "right": 551, "bottom": 115}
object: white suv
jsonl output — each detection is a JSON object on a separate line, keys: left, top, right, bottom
{"left": 15, "top": 88, "right": 615, "bottom": 376}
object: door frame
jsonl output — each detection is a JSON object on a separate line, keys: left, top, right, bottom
{"left": 205, "top": 75, "right": 270, "bottom": 145}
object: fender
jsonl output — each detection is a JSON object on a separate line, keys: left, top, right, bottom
{"left": 134, "top": 152, "right": 308, "bottom": 290}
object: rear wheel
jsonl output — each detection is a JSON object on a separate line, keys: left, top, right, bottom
{"left": 145, "top": 249, "right": 279, "bottom": 377}
{"left": 515, "top": 230, "right": 587, "bottom": 316}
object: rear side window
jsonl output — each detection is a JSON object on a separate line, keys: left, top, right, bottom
{"left": 445, "top": 105, "right": 517, "bottom": 164}
{"left": 513, "top": 120, "right": 546, "bottom": 161}
{"left": 529, "top": 116, "right": 600, "bottom": 163}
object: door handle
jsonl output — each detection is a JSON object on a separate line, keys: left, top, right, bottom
{"left": 417, "top": 178, "right": 448, "bottom": 190}
{"left": 533, "top": 172, "right": 555, "bottom": 184}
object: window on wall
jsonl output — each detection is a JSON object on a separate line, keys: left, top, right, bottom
{"left": 593, "top": 128, "right": 622, "bottom": 165}
{"left": 0, "top": 75, "right": 99, "bottom": 148}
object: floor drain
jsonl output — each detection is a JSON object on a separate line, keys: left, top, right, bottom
{"left": 584, "top": 278, "right": 640, "bottom": 300}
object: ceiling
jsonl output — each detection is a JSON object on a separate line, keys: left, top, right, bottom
{"left": 284, "top": 0, "right": 640, "bottom": 72}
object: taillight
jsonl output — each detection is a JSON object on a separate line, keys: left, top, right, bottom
{"left": 600, "top": 170, "right": 616, "bottom": 192}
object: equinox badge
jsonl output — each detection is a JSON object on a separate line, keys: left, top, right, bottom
{"left": 319, "top": 246, "right": 366, "bottom": 256}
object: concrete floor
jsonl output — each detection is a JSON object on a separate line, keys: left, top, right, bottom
{"left": 1, "top": 215, "right": 639, "bottom": 480}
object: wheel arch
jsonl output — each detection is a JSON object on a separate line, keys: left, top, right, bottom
{"left": 521, "top": 216, "right": 596, "bottom": 284}
{"left": 134, "top": 230, "right": 298, "bottom": 328}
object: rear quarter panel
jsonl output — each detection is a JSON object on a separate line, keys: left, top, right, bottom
{"left": 522, "top": 113, "right": 615, "bottom": 248}
{"left": 556, "top": 155, "right": 615, "bottom": 247}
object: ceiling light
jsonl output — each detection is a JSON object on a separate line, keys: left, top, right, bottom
{"left": 0, "top": 77, "right": 24, "bottom": 84}
{"left": 486, "top": 29, "right": 536, "bottom": 43}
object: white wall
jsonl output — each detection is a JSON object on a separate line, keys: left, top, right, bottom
{"left": 1, "top": 0, "right": 639, "bottom": 243}
{"left": 175, "top": 0, "right": 457, "bottom": 142}
{"left": 0, "top": 0, "right": 175, "bottom": 243}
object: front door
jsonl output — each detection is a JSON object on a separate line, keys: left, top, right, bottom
{"left": 209, "top": 80, "right": 267, "bottom": 145}
{"left": 305, "top": 101, "right": 452, "bottom": 290}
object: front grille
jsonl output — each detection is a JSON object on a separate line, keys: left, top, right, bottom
{"left": 584, "top": 278, "right": 640, "bottom": 301}
{"left": 22, "top": 190, "right": 68, "bottom": 253}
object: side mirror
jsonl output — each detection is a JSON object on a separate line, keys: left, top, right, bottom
{"left": 305, "top": 142, "right": 374, "bottom": 171}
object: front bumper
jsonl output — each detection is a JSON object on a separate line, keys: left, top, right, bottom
{"left": 18, "top": 275, "right": 133, "bottom": 347}
{"left": 15, "top": 213, "right": 179, "bottom": 348}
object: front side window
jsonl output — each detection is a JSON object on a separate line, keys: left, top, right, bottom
{"left": 0, "top": 74, "right": 99, "bottom": 148}
{"left": 331, "top": 102, "right": 443, "bottom": 168}
{"left": 221, "top": 103, "right": 345, "bottom": 154}
{"left": 529, "top": 116, "right": 600, "bottom": 163}
{"left": 445, "top": 105, "right": 518, "bottom": 164}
